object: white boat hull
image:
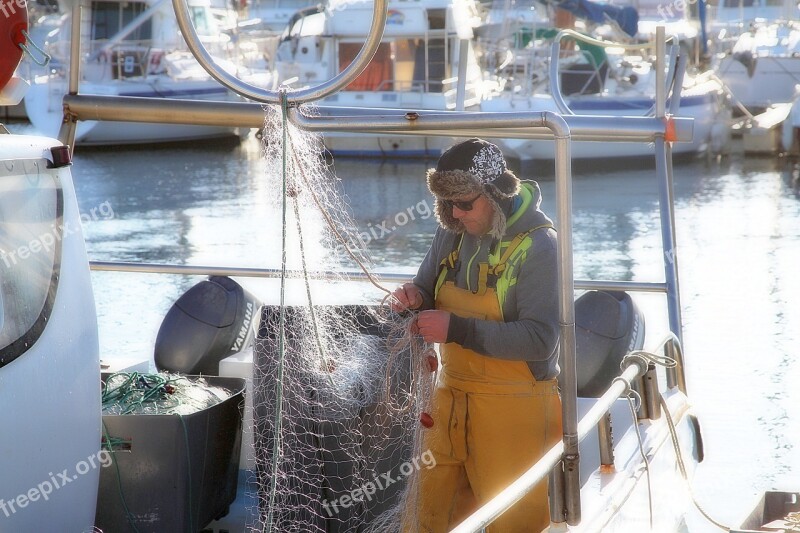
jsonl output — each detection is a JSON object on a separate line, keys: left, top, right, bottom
{"left": 717, "top": 55, "right": 800, "bottom": 111}
{"left": 25, "top": 77, "right": 246, "bottom": 145}
{"left": 571, "top": 389, "right": 700, "bottom": 532}
{"left": 321, "top": 131, "right": 455, "bottom": 158}
{"left": 0, "top": 136, "right": 101, "bottom": 530}
{"left": 481, "top": 88, "right": 726, "bottom": 162}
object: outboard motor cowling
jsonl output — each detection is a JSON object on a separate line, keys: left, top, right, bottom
{"left": 571, "top": 290, "right": 645, "bottom": 398}
{"left": 154, "top": 276, "right": 261, "bottom": 375}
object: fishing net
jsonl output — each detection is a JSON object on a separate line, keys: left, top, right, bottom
{"left": 247, "top": 101, "right": 436, "bottom": 532}
{"left": 101, "top": 372, "right": 234, "bottom": 416}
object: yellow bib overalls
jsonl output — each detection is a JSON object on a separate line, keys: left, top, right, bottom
{"left": 414, "top": 230, "right": 562, "bottom": 533}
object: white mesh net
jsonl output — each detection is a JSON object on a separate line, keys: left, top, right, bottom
{"left": 247, "top": 103, "right": 436, "bottom": 532}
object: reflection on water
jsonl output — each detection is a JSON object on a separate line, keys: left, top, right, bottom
{"left": 5, "top": 120, "right": 800, "bottom": 530}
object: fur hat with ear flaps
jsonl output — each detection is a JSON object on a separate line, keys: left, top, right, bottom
{"left": 427, "top": 138, "right": 520, "bottom": 239}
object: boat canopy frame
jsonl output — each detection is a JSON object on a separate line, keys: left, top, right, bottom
{"left": 57, "top": 0, "right": 688, "bottom": 528}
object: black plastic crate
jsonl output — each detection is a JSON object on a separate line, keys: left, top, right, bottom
{"left": 96, "top": 374, "right": 245, "bottom": 532}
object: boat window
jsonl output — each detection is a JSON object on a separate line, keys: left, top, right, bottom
{"left": 0, "top": 161, "right": 62, "bottom": 368}
{"left": 394, "top": 39, "right": 417, "bottom": 91}
{"left": 412, "top": 37, "right": 447, "bottom": 92}
{"left": 339, "top": 42, "right": 393, "bottom": 91}
{"left": 190, "top": 6, "right": 215, "bottom": 36}
{"left": 90, "top": 1, "right": 152, "bottom": 42}
{"left": 339, "top": 38, "right": 449, "bottom": 93}
{"left": 721, "top": 0, "right": 755, "bottom": 6}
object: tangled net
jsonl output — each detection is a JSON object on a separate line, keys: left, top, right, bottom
{"left": 248, "top": 102, "right": 436, "bottom": 532}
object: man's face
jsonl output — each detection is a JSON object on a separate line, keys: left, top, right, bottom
{"left": 446, "top": 193, "right": 494, "bottom": 236}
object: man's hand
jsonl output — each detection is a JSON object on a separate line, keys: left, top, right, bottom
{"left": 391, "top": 283, "right": 424, "bottom": 312}
{"left": 415, "top": 310, "right": 450, "bottom": 344}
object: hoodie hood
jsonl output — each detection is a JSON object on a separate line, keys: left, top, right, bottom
{"left": 503, "top": 181, "right": 552, "bottom": 238}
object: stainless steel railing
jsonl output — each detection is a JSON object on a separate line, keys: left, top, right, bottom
{"left": 172, "top": 0, "right": 387, "bottom": 104}
{"left": 548, "top": 28, "right": 680, "bottom": 118}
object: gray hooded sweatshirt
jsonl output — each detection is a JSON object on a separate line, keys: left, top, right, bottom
{"left": 411, "top": 181, "right": 560, "bottom": 381}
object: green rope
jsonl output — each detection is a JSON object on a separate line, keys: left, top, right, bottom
{"left": 265, "top": 90, "right": 290, "bottom": 533}
{"left": 101, "top": 372, "right": 186, "bottom": 414}
{"left": 102, "top": 422, "right": 141, "bottom": 533}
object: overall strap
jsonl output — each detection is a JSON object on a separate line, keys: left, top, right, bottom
{"left": 435, "top": 234, "right": 464, "bottom": 297}
{"left": 478, "top": 223, "right": 554, "bottom": 292}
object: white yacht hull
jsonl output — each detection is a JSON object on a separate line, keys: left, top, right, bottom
{"left": 321, "top": 131, "right": 455, "bottom": 158}
{"left": 308, "top": 93, "right": 475, "bottom": 157}
{"left": 0, "top": 136, "right": 101, "bottom": 530}
{"left": 716, "top": 55, "right": 800, "bottom": 111}
{"left": 25, "top": 77, "right": 246, "bottom": 145}
{"left": 481, "top": 88, "right": 725, "bottom": 162}
{"left": 570, "top": 390, "right": 699, "bottom": 532}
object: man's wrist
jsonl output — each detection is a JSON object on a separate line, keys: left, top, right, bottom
{"left": 446, "top": 315, "right": 471, "bottom": 345}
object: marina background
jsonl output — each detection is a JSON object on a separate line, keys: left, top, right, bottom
{"left": 7, "top": 119, "right": 799, "bottom": 531}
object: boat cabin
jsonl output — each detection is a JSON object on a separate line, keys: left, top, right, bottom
{"left": 274, "top": 0, "right": 485, "bottom": 110}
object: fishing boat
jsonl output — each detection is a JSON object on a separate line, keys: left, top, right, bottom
{"left": 707, "top": 0, "right": 799, "bottom": 34}
{"left": 703, "top": 0, "right": 800, "bottom": 116}
{"left": 479, "top": 28, "right": 730, "bottom": 163}
{"left": 23, "top": 0, "right": 269, "bottom": 145}
{"left": 240, "top": 0, "right": 319, "bottom": 36}
{"left": 594, "top": 0, "right": 708, "bottom": 66}
{"left": 269, "top": 0, "right": 489, "bottom": 158}
{"left": 4, "top": 1, "right": 782, "bottom": 531}
{"left": 712, "top": 20, "right": 800, "bottom": 115}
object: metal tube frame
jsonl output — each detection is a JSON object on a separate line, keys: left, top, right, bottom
{"left": 548, "top": 29, "right": 678, "bottom": 117}
{"left": 597, "top": 412, "right": 615, "bottom": 471}
{"left": 59, "top": 94, "right": 694, "bottom": 143}
{"left": 86, "top": 259, "right": 671, "bottom": 295}
{"left": 171, "top": 0, "right": 388, "bottom": 104}
{"left": 88, "top": 260, "right": 412, "bottom": 283}
{"left": 57, "top": 0, "right": 84, "bottom": 152}
{"left": 643, "top": 363, "right": 662, "bottom": 420}
{"left": 655, "top": 332, "right": 687, "bottom": 393}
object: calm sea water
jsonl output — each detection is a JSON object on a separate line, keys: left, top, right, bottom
{"left": 7, "top": 120, "right": 800, "bottom": 531}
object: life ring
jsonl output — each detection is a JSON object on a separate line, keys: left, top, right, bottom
{"left": 0, "top": 0, "right": 27, "bottom": 90}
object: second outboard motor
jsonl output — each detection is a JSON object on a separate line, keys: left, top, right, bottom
{"left": 154, "top": 276, "right": 261, "bottom": 375}
{"left": 571, "top": 290, "right": 645, "bottom": 398}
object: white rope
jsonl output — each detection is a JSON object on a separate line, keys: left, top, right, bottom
{"left": 623, "top": 349, "right": 732, "bottom": 532}
{"left": 615, "top": 369, "right": 653, "bottom": 530}
{"left": 660, "top": 396, "right": 731, "bottom": 531}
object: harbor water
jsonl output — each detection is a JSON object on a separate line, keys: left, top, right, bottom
{"left": 6, "top": 120, "right": 800, "bottom": 531}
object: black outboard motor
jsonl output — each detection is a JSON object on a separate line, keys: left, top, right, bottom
{"left": 154, "top": 276, "right": 262, "bottom": 375}
{"left": 570, "top": 290, "right": 645, "bottom": 398}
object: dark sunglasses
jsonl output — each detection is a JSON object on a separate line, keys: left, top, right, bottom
{"left": 442, "top": 194, "right": 482, "bottom": 212}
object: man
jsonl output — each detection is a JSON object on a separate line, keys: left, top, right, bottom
{"left": 392, "top": 138, "right": 562, "bottom": 532}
